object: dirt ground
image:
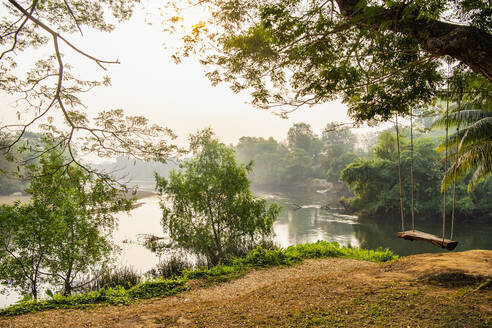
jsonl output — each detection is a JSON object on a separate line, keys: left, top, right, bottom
{"left": 1, "top": 250, "right": 491, "bottom": 328}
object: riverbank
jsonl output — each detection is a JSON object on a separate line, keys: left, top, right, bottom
{"left": 1, "top": 249, "right": 490, "bottom": 327}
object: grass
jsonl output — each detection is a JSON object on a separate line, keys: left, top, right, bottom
{"left": 273, "top": 287, "right": 491, "bottom": 328}
{"left": 0, "top": 241, "right": 397, "bottom": 317}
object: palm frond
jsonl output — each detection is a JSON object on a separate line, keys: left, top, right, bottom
{"left": 432, "top": 110, "right": 491, "bottom": 129}
{"left": 442, "top": 141, "right": 492, "bottom": 191}
{"left": 459, "top": 117, "right": 492, "bottom": 148}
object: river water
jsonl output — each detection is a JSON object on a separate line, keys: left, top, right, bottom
{"left": 114, "top": 187, "right": 491, "bottom": 270}
{"left": 1, "top": 187, "right": 491, "bottom": 307}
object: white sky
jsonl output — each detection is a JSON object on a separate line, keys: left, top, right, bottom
{"left": 0, "top": 4, "right": 388, "bottom": 150}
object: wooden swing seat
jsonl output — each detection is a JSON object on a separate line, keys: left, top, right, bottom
{"left": 397, "top": 230, "right": 458, "bottom": 251}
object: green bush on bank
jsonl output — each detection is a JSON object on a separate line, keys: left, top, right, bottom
{"left": 284, "top": 241, "right": 397, "bottom": 263}
{"left": 0, "top": 242, "right": 397, "bottom": 317}
{"left": 232, "top": 241, "right": 397, "bottom": 267}
{"left": 128, "top": 278, "right": 189, "bottom": 299}
{"left": 0, "top": 286, "right": 130, "bottom": 317}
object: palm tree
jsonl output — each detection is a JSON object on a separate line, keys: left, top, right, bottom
{"left": 433, "top": 101, "right": 492, "bottom": 191}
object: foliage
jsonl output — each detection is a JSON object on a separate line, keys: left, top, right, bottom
{"left": 319, "top": 122, "right": 359, "bottom": 183}
{"left": 155, "top": 130, "right": 281, "bottom": 266}
{"left": 287, "top": 123, "right": 324, "bottom": 158}
{"left": 167, "top": 0, "right": 491, "bottom": 122}
{"left": 147, "top": 255, "right": 194, "bottom": 279}
{"left": 235, "top": 125, "right": 320, "bottom": 186}
{"left": 0, "top": 286, "right": 131, "bottom": 317}
{"left": 235, "top": 122, "right": 359, "bottom": 186}
{"left": 0, "top": 132, "right": 43, "bottom": 195}
{"left": 233, "top": 241, "right": 397, "bottom": 266}
{"left": 235, "top": 136, "right": 289, "bottom": 185}
{"left": 324, "top": 152, "right": 359, "bottom": 183}
{"left": 127, "top": 278, "right": 189, "bottom": 299}
{"left": 183, "top": 264, "right": 245, "bottom": 285}
{"left": 321, "top": 122, "right": 357, "bottom": 153}
{"left": 0, "top": 147, "right": 133, "bottom": 298}
{"left": 0, "top": 277, "right": 188, "bottom": 317}
{"left": 240, "top": 246, "right": 294, "bottom": 266}
{"left": 1, "top": 1, "right": 181, "bottom": 172}
{"left": 86, "top": 266, "right": 141, "bottom": 291}
{"left": 0, "top": 202, "right": 53, "bottom": 299}
{"left": 433, "top": 86, "right": 492, "bottom": 190}
{"left": 281, "top": 148, "right": 314, "bottom": 183}
{"left": 283, "top": 241, "right": 397, "bottom": 263}
{"left": 184, "top": 241, "right": 397, "bottom": 282}
{"left": 340, "top": 129, "right": 492, "bottom": 221}
{"left": 372, "top": 130, "right": 402, "bottom": 162}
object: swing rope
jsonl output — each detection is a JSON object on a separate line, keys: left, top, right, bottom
{"left": 442, "top": 75, "right": 450, "bottom": 244}
{"left": 450, "top": 83, "right": 462, "bottom": 240}
{"left": 410, "top": 108, "right": 415, "bottom": 231}
{"left": 395, "top": 114, "right": 405, "bottom": 232}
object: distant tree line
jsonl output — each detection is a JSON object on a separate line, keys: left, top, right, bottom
{"left": 234, "top": 118, "right": 492, "bottom": 222}
{"left": 234, "top": 122, "right": 362, "bottom": 188}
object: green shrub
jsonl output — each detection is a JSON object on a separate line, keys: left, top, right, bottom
{"left": 147, "top": 255, "right": 194, "bottom": 279}
{"left": 86, "top": 266, "right": 141, "bottom": 291}
{"left": 283, "top": 241, "right": 397, "bottom": 263}
{"left": 240, "top": 246, "right": 296, "bottom": 267}
{"left": 128, "top": 278, "right": 189, "bottom": 299}
{"left": 0, "top": 287, "right": 130, "bottom": 317}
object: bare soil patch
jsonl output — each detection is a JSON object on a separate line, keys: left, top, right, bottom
{"left": 1, "top": 250, "right": 491, "bottom": 328}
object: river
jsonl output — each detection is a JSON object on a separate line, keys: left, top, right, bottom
{"left": 1, "top": 187, "right": 491, "bottom": 307}
{"left": 114, "top": 187, "right": 492, "bottom": 271}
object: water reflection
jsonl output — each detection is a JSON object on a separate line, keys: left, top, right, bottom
{"left": 256, "top": 188, "right": 360, "bottom": 248}
{"left": 353, "top": 217, "right": 492, "bottom": 256}
{"left": 258, "top": 187, "right": 492, "bottom": 256}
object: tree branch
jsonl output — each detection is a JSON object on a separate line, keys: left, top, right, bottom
{"left": 334, "top": 0, "right": 492, "bottom": 81}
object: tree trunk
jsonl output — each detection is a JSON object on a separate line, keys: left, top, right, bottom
{"left": 335, "top": 0, "right": 492, "bottom": 81}
{"left": 63, "top": 267, "right": 73, "bottom": 296}
{"left": 31, "top": 281, "right": 38, "bottom": 300}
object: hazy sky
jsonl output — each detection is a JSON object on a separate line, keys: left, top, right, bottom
{"left": 1, "top": 4, "right": 383, "bottom": 149}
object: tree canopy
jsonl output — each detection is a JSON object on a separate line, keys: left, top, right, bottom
{"left": 1, "top": 0, "right": 180, "bottom": 172}
{"left": 169, "top": 0, "right": 491, "bottom": 121}
{"left": 0, "top": 147, "right": 132, "bottom": 298}
{"left": 155, "top": 130, "right": 280, "bottom": 266}
{"left": 340, "top": 128, "right": 492, "bottom": 220}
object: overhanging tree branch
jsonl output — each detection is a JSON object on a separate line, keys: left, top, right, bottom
{"left": 334, "top": 0, "right": 492, "bottom": 81}
{"left": 1, "top": 0, "right": 182, "bottom": 179}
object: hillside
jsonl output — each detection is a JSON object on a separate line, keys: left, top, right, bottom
{"left": 1, "top": 250, "right": 491, "bottom": 327}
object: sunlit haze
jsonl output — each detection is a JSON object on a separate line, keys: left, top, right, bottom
{"left": 0, "top": 4, "right": 373, "bottom": 152}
